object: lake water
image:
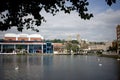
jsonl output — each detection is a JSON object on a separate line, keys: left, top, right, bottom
{"left": 0, "top": 55, "right": 120, "bottom": 80}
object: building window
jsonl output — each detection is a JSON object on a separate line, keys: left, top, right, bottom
{"left": 9, "top": 39, "right": 12, "bottom": 41}
{"left": 21, "top": 39, "right": 25, "bottom": 41}
{"left": 34, "top": 40, "right": 37, "bottom": 41}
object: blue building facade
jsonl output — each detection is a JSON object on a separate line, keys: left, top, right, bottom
{"left": 0, "top": 41, "right": 53, "bottom": 54}
{"left": 43, "top": 42, "right": 53, "bottom": 53}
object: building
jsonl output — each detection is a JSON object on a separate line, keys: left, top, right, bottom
{"left": 0, "top": 33, "right": 53, "bottom": 54}
{"left": 4, "top": 33, "right": 43, "bottom": 41}
{"left": 76, "top": 34, "right": 81, "bottom": 44}
{"left": 112, "top": 40, "right": 117, "bottom": 49}
{"left": 116, "top": 25, "right": 120, "bottom": 54}
{"left": 53, "top": 43, "right": 64, "bottom": 54}
{"left": 88, "top": 42, "right": 112, "bottom": 51}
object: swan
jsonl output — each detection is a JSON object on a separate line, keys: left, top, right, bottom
{"left": 99, "top": 63, "right": 102, "bottom": 67}
{"left": 15, "top": 66, "right": 19, "bottom": 70}
{"left": 117, "top": 58, "right": 120, "bottom": 61}
{"left": 98, "top": 58, "right": 100, "bottom": 62}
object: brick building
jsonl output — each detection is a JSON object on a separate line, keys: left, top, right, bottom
{"left": 116, "top": 25, "right": 120, "bottom": 54}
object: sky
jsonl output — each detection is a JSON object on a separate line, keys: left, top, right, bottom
{"left": 0, "top": 0, "right": 120, "bottom": 42}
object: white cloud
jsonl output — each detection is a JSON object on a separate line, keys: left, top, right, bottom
{"left": 39, "top": 9, "right": 120, "bottom": 41}
{"left": 0, "top": 9, "right": 120, "bottom": 42}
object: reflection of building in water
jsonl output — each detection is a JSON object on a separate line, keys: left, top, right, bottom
{"left": 43, "top": 55, "right": 53, "bottom": 65}
{"left": 0, "top": 33, "right": 53, "bottom": 54}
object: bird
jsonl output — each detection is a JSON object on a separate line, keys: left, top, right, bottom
{"left": 98, "top": 58, "right": 100, "bottom": 62}
{"left": 117, "top": 58, "right": 120, "bottom": 61}
{"left": 15, "top": 66, "right": 19, "bottom": 70}
{"left": 99, "top": 63, "right": 102, "bottom": 67}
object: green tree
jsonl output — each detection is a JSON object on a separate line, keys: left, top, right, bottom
{"left": 71, "top": 44, "right": 79, "bottom": 53}
{"left": 45, "top": 39, "right": 65, "bottom": 43}
{"left": 65, "top": 42, "right": 72, "bottom": 53}
{"left": 65, "top": 41, "right": 80, "bottom": 53}
{"left": 108, "top": 45, "right": 117, "bottom": 52}
{"left": 0, "top": 0, "right": 116, "bottom": 32}
{"left": 71, "top": 40, "right": 79, "bottom": 44}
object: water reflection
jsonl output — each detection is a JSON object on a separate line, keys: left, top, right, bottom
{"left": 0, "top": 55, "right": 120, "bottom": 80}
{"left": 43, "top": 55, "right": 53, "bottom": 66}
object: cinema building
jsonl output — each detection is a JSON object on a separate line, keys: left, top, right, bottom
{"left": 0, "top": 33, "right": 53, "bottom": 54}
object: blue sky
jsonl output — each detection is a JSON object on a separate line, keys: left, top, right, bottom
{"left": 88, "top": 0, "right": 120, "bottom": 11}
{"left": 0, "top": 0, "right": 120, "bottom": 42}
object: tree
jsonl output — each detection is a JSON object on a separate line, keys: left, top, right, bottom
{"left": 71, "top": 40, "right": 79, "bottom": 44}
{"left": 108, "top": 40, "right": 117, "bottom": 52}
{"left": 65, "top": 42, "right": 72, "bottom": 53}
{"left": 0, "top": 0, "right": 116, "bottom": 32}
{"left": 71, "top": 44, "right": 79, "bottom": 53}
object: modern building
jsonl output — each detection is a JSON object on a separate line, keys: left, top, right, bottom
{"left": 0, "top": 33, "right": 53, "bottom": 54}
{"left": 4, "top": 33, "right": 44, "bottom": 41}
{"left": 116, "top": 25, "right": 120, "bottom": 54}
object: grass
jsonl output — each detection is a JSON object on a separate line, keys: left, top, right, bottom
{"left": 99, "top": 54, "right": 120, "bottom": 59}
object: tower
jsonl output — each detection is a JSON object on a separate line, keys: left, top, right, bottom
{"left": 67, "top": 35, "right": 72, "bottom": 42}
{"left": 76, "top": 34, "right": 81, "bottom": 44}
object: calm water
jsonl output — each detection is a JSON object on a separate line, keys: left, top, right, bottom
{"left": 0, "top": 55, "right": 120, "bottom": 80}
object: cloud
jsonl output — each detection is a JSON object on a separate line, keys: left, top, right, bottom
{"left": 39, "top": 9, "right": 120, "bottom": 41}
{"left": 0, "top": 9, "right": 120, "bottom": 42}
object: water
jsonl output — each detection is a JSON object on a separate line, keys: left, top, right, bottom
{"left": 0, "top": 55, "right": 120, "bottom": 80}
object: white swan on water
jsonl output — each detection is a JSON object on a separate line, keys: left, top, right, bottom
{"left": 15, "top": 66, "right": 19, "bottom": 70}
{"left": 99, "top": 63, "right": 102, "bottom": 67}
{"left": 97, "top": 58, "right": 100, "bottom": 62}
{"left": 117, "top": 58, "right": 120, "bottom": 61}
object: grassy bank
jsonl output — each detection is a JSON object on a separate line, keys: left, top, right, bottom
{"left": 99, "top": 54, "right": 120, "bottom": 59}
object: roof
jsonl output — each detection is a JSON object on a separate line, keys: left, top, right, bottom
{"left": 4, "top": 33, "right": 44, "bottom": 39}
{"left": 4, "top": 33, "right": 17, "bottom": 37}
{"left": 18, "top": 33, "right": 29, "bottom": 37}
{"left": 29, "top": 34, "right": 44, "bottom": 39}
{"left": 53, "top": 43, "right": 63, "bottom": 47}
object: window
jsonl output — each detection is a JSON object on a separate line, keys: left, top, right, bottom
{"left": 9, "top": 39, "right": 12, "bottom": 41}
{"left": 21, "top": 39, "right": 25, "bottom": 41}
{"left": 34, "top": 40, "right": 37, "bottom": 41}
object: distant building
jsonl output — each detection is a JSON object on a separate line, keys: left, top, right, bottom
{"left": 76, "top": 34, "right": 81, "bottom": 44}
{"left": 67, "top": 35, "right": 72, "bottom": 42}
{"left": 116, "top": 25, "right": 120, "bottom": 54}
{"left": 0, "top": 33, "right": 53, "bottom": 54}
{"left": 89, "top": 45, "right": 104, "bottom": 51}
{"left": 112, "top": 40, "right": 117, "bottom": 48}
{"left": 53, "top": 43, "right": 64, "bottom": 54}
{"left": 80, "top": 39, "right": 89, "bottom": 49}
{"left": 88, "top": 42, "right": 112, "bottom": 51}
